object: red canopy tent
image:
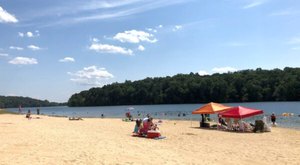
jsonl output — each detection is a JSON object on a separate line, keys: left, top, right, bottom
{"left": 218, "top": 106, "right": 263, "bottom": 119}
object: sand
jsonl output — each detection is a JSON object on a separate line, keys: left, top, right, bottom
{"left": 0, "top": 114, "right": 300, "bottom": 165}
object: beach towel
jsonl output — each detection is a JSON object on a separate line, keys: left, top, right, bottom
{"left": 154, "top": 136, "right": 166, "bottom": 140}
{"left": 132, "top": 134, "right": 166, "bottom": 140}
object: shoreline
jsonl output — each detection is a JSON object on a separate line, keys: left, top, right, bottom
{"left": 3, "top": 110, "right": 300, "bottom": 131}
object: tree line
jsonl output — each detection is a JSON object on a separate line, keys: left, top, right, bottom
{"left": 0, "top": 96, "right": 65, "bottom": 108}
{"left": 68, "top": 67, "right": 300, "bottom": 107}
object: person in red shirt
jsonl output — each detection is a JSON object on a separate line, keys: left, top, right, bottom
{"left": 271, "top": 113, "right": 276, "bottom": 125}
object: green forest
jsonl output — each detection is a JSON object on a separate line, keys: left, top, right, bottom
{"left": 68, "top": 67, "right": 300, "bottom": 107}
{"left": 0, "top": 96, "right": 64, "bottom": 108}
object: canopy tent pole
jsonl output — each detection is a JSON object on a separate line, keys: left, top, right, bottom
{"left": 216, "top": 115, "right": 219, "bottom": 130}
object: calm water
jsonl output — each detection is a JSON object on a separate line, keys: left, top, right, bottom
{"left": 7, "top": 102, "right": 300, "bottom": 129}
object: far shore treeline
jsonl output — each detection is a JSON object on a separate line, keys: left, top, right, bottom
{"left": 68, "top": 67, "right": 300, "bottom": 107}
{"left": 0, "top": 96, "right": 65, "bottom": 108}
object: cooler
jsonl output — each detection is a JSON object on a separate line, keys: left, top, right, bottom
{"left": 147, "top": 131, "right": 161, "bottom": 138}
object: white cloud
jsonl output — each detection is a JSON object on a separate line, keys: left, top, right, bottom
{"left": 0, "top": 53, "right": 8, "bottom": 58}
{"left": 18, "top": 32, "right": 24, "bottom": 37}
{"left": 0, "top": 6, "right": 18, "bottom": 23}
{"left": 34, "top": 1, "right": 191, "bottom": 27}
{"left": 198, "top": 70, "right": 209, "bottom": 76}
{"left": 9, "top": 57, "right": 38, "bottom": 65}
{"left": 146, "top": 28, "right": 157, "bottom": 33}
{"left": 212, "top": 67, "right": 238, "bottom": 74}
{"left": 172, "top": 25, "right": 183, "bottom": 31}
{"left": 146, "top": 24, "right": 164, "bottom": 33}
{"left": 9, "top": 46, "right": 23, "bottom": 50}
{"left": 59, "top": 57, "right": 75, "bottom": 62}
{"left": 27, "top": 45, "right": 41, "bottom": 51}
{"left": 27, "top": 32, "right": 33, "bottom": 37}
{"left": 113, "top": 30, "right": 157, "bottom": 43}
{"left": 89, "top": 43, "right": 133, "bottom": 55}
{"left": 0, "top": 53, "right": 9, "bottom": 57}
{"left": 68, "top": 65, "right": 114, "bottom": 86}
{"left": 138, "top": 45, "right": 145, "bottom": 51}
{"left": 80, "top": 0, "right": 141, "bottom": 10}
{"left": 243, "top": 0, "right": 266, "bottom": 9}
{"left": 92, "top": 37, "right": 99, "bottom": 42}
{"left": 56, "top": 1, "right": 190, "bottom": 26}
{"left": 27, "top": 31, "right": 39, "bottom": 37}
{"left": 19, "top": 31, "right": 40, "bottom": 38}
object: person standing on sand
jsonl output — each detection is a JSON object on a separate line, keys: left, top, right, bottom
{"left": 18, "top": 105, "right": 22, "bottom": 114}
{"left": 37, "top": 108, "right": 40, "bottom": 115}
{"left": 271, "top": 113, "right": 276, "bottom": 125}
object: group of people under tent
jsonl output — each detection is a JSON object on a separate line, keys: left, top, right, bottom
{"left": 217, "top": 114, "right": 276, "bottom": 132}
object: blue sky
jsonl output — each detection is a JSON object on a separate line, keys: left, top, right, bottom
{"left": 0, "top": 0, "right": 300, "bottom": 102}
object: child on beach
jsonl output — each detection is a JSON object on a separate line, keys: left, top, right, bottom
{"left": 151, "top": 123, "right": 159, "bottom": 131}
{"left": 133, "top": 119, "right": 142, "bottom": 134}
{"left": 271, "top": 113, "right": 276, "bottom": 126}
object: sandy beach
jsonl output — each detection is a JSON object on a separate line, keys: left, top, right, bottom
{"left": 0, "top": 114, "right": 300, "bottom": 165}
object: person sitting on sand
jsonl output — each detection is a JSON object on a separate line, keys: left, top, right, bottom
{"left": 142, "top": 114, "right": 150, "bottom": 122}
{"left": 218, "top": 115, "right": 227, "bottom": 126}
{"left": 140, "top": 117, "right": 153, "bottom": 135}
{"left": 225, "top": 118, "right": 233, "bottom": 130}
{"left": 125, "top": 112, "right": 133, "bottom": 121}
{"left": 233, "top": 119, "right": 240, "bottom": 131}
{"left": 26, "top": 109, "right": 31, "bottom": 119}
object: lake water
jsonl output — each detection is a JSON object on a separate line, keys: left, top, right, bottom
{"left": 7, "top": 102, "right": 300, "bottom": 129}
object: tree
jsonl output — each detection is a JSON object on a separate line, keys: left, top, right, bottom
{"left": 67, "top": 67, "right": 300, "bottom": 106}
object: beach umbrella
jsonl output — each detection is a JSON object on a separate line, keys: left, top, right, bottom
{"left": 192, "top": 102, "right": 231, "bottom": 114}
{"left": 218, "top": 106, "right": 263, "bottom": 119}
